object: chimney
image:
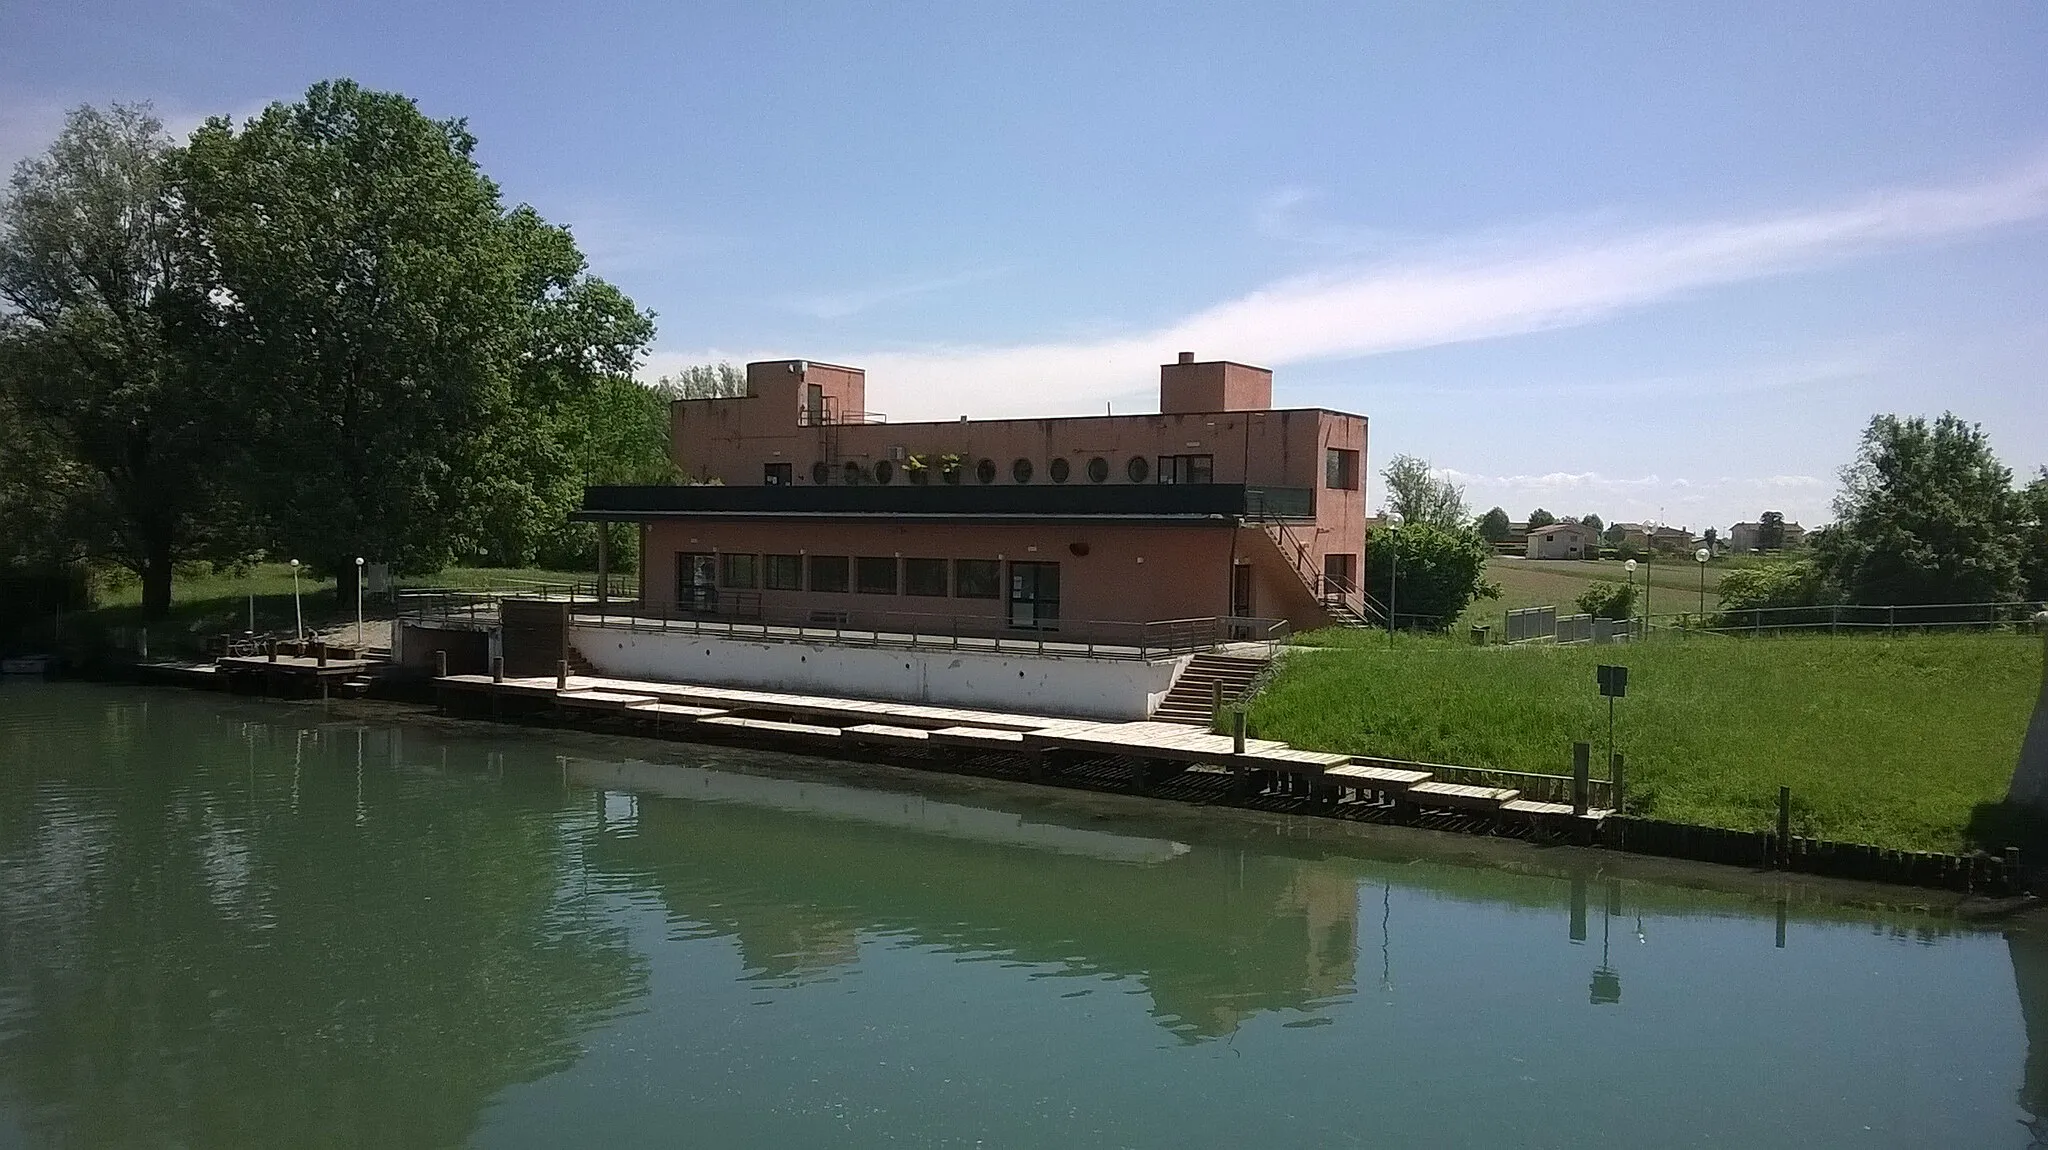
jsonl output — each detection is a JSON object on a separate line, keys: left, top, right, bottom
{"left": 1177, "top": 351, "right": 1195, "bottom": 364}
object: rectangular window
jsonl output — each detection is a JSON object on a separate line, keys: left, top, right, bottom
{"left": 954, "top": 558, "right": 1001, "bottom": 599}
{"left": 855, "top": 556, "right": 898, "bottom": 594}
{"left": 904, "top": 558, "right": 948, "bottom": 597}
{"left": 719, "top": 553, "right": 758, "bottom": 589}
{"left": 809, "top": 555, "right": 851, "bottom": 593}
{"left": 764, "top": 462, "right": 793, "bottom": 486}
{"left": 1324, "top": 447, "right": 1359, "bottom": 490}
{"left": 764, "top": 554, "right": 803, "bottom": 591}
{"left": 1157, "top": 454, "right": 1214, "bottom": 484}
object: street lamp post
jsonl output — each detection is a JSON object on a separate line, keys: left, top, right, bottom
{"left": 1694, "top": 547, "right": 1710, "bottom": 622}
{"left": 1385, "top": 513, "right": 1402, "bottom": 637}
{"left": 1625, "top": 559, "right": 1638, "bottom": 639}
{"left": 289, "top": 559, "right": 303, "bottom": 642}
{"left": 355, "top": 556, "right": 366, "bottom": 650}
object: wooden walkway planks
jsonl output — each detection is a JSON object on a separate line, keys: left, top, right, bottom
{"left": 844, "top": 723, "right": 933, "bottom": 744}
{"left": 435, "top": 668, "right": 1611, "bottom": 827}
{"left": 699, "top": 715, "right": 843, "bottom": 738}
{"left": 1406, "top": 781, "right": 1520, "bottom": 811}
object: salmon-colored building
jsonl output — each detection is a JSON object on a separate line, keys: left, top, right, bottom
{"left": 577, "top": 354, "right": 1373, "bottom": 639}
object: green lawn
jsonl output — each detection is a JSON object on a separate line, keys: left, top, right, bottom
{"left": 1249, "top": 630, "right": 2043, "bottom": 853}
{"left": 1455, "top": 554, "right": 1768, "bottom": 632}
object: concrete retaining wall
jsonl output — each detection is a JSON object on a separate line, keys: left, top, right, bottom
{"left": 569, "top": 626, "right": 1191, "bottom": 720}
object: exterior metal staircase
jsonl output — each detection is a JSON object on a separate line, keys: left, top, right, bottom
{"left": 1152, "top": 652, "right": 1270, "bottom": 726}
{"left": 1255, "top": 521, "right": 1386, "bottom": 629}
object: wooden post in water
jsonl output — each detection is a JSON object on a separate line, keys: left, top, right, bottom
{"left": 1572, "top": 742, "right": 1590, "bottom": 816}
{"left": 1776, "top": 786, "right": 1792, "bottom": 867}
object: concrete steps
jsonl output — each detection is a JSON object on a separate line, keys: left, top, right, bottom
{"left": 1152, "top": 653, "right": 1269, "bottom": 726}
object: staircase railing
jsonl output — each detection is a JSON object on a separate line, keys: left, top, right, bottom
{"left": 1256, "top": 518, "right": 1380, "bottom": 625}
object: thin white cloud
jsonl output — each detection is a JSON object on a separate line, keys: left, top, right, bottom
{"left": 785, "top": 156, "right": 2048, "bottom": 420}
{"left": 778, "top": 266, "right": 1012, "bottom": 320}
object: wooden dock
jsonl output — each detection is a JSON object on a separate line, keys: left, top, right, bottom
{"left": 435, "top": 671, "right": 1612, "bottom": 830}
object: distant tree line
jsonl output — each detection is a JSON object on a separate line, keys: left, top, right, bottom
{"left": 0, "top": 83, "right": 704, "bottom": 617}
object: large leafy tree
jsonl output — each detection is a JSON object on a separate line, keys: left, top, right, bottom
{"left": 1379, "top": 454, "right": 1467, "bottom": 529}
{"left": 2021, "top": 468, "right": 2048, "bottom": 603}
{"left": 178, "top": 80, "right": 651, "bottom": 603}
{"left": 1366, "top": 522, "right": 1498, "bottom": 629}
{"left": 0, "top": 105, "right": 238, "bottom": 616}
{"left": 1814, "top": 412, "right": 2025, "bottom": 605}
{"left": 1473, "top": 506, "right": 1512, "bottom": 543}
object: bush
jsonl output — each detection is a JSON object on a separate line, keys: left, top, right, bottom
{"left": 1367, "top": 523, "right": 1499, "bottom": 630}
{"left": 1575, "top": 579, "right": 1635, "bottom": 620}
{"left": 1714, "top": 559, "right": 1836, "bottom": 628}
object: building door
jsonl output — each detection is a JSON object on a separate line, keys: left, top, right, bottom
{"left": 1008, "top": 561, "right": 1060, "bottom": 630}
{"left": 1232, "top": 564, "right": 1253, "bottom": 618}
{"left": 675, "top": 552, "right": 718, "bottom": 612}
{"left": 1322, "top": 553, "right": 1356, "bottom": 597}
{"left": 805, "top": 383, "right": 824, "bottom": 425}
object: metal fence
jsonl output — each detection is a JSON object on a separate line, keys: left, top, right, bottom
{"left": 560, "top": 599, "right": 1289, "bottom": 660}
{"left": 1658, "top": 599, "right": 2046, "bottom": 637}
{"left": 1504, "top": 606, "right": 1557, "bottom": 643}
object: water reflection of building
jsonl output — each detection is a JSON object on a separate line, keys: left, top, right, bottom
{"left": 2009, "top": 926, "right": 2048, "bottom": 1145}
{"left": 575, "top": 758, "right": 1358, "bottom": 1040}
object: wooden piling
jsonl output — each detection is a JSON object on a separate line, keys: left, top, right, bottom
{"left": 315, "top": 642, "right": 327, "bottom": 668}
{"left": 1572, "top": 742, "right": 1590, "bottom": 816}
{"left": 1232, "top": 710, "right": 1247, "bottom": 755}
{"left": 556, "top": 659, "right": 569, "bottom": 691}
{"left": 435, "top": 649, "right": 448, "bottom": 678}
{"left": 1610, "top": 752, "right": 1625, "bottom": 813}
{"left": 491, "top": 655, "right": 504, "bottom": 683}
{"left": 1777, "top": 786, "right": 1792, "bottom": 867}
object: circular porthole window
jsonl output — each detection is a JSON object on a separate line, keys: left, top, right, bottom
{"left": 1049, "top": 457, "right": 1071, "bottom": 484}
{"left": 1126, "top": 455, "right": 1149, "bottom": 483}
{"left": 874, "top": 459, "right": 894, "bottom": 484}
{"left": 1012, "top": 458, "right": 1034, "bottom": 483}
{"left": 811, "top": 460, "right": 829, "bottom": 485}
{"left": 976, "top": 458, "right": 997, "bottom": 484}
{"left": 1086, "top": 456, "right": 1108, "bottom": 483}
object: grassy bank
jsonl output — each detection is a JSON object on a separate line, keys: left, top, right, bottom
{"left": 1249, "top": 630, "right": 2043, "bottom": 853}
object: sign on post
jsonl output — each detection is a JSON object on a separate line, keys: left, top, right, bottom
{"left": 1597, "top": 664, "right": 1629, "bottom": 698}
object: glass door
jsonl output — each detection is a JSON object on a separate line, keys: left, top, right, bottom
{"left": 676, "top": 552, "right": 718, "bottom": 612}
{"left": 1007, "top": 562, "right": 1060, "bottom": 630}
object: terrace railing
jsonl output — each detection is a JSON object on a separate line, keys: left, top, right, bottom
{"left": 562, "top": 599, "right": 1288, "bottom": 660}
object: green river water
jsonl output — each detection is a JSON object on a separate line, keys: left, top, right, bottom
{"left": 0, "top": 681, "right": 2040, "bottom": 1147}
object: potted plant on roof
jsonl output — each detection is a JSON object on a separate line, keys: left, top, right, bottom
{"left": 939, "top": 453, "right": 963, "bottom": 485}
{"left": 904, "top": 453, "right": 930, "bottom": 484}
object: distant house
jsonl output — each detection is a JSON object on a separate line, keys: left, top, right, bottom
{"left": 1729, "top": 520, "right": 1807, "bottom": 552}
{"left": 1526, "top": 520, "right": 1598, "bottom": 560}
{"left": 1649, "top": 525, "right": 1695, "bottom": 554}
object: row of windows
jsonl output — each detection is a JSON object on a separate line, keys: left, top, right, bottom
{"left": 769, "top": 449, "right": 1361, "bottom": 490}
{"left": 694, "top": 552, "right": 1007, "bottom": 598}
{"left": 774, "top": 453, "right": 1218, "bottom": 488}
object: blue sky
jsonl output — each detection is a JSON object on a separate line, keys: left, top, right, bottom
{"left": 5, "top": 1, "right": 2045, "bottom": 531}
